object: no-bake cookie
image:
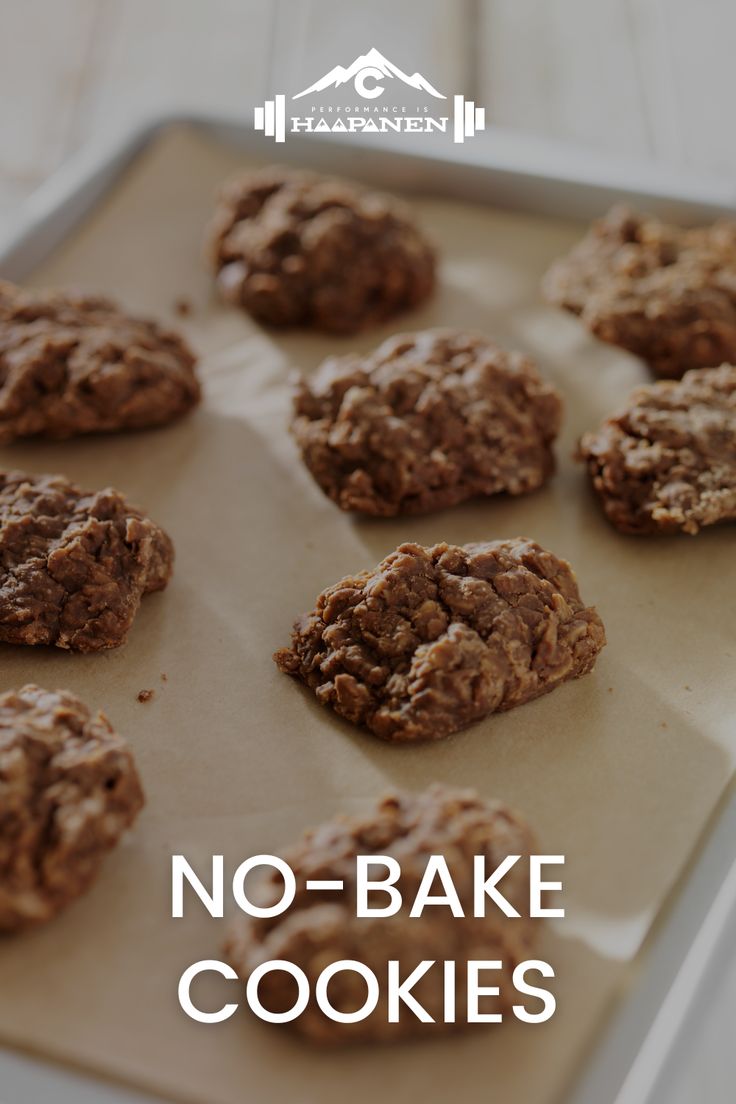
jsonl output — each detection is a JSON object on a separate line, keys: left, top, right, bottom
{"left": 579, "top": 363, "right": 736, "bottom": 534}
{"left": 225, "top": 784, "right": 537, "bottom": 1043}
{"left": 0, "top": 685, "right": 144, "bottom": 932}
{"left": 275, "top": 538, "right": 605, "bottom": 742}
{"left": 543, "top": 205, "right": 736, "bottom": 378}
{"left": 291, "top": 330, "right": 563, "bottom": 516}
{"left": 0, "top": 279, "right": 200, "bottom": 443}
{"left": 0, "top": 470, "right": 173, "bottom": 651}
{"left": 207, "top": 166, "right": 435, "bottom": 333}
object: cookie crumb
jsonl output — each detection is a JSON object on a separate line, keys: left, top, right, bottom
{"left": 173, "top": 296, "right": 192, "bottom": 317}
{"left": 160, "top": 673, "right": 168, "bottom": 682}
{"left": 137, "top": 689, "right": 155, "bottom": 704}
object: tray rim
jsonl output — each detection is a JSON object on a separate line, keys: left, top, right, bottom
{"left": 0, "top": 110, "right": 734, "bottom": 1104}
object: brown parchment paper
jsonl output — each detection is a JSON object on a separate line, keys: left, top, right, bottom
{"left": 0, "top": 125, "right": 734, "bottom": 1104}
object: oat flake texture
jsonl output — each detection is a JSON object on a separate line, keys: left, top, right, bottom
{"left": 207, "top": 166, "right": 436, "bottom": 334}
{"left": 0, "top": 685, "right": 144, "bottom": 933}
{"left": 579, "top": 363, "right": 736, "bottom": 534}
{"left": 0, "top": 279, "right": 200, "bottom": 442}
{"left": 0, "top": 470, "right": 174, "bottom": 651}
{"left": 225, "top": 784, "right": 537, "bottom": 1043}
{"left": 291, "top": 329, "right": 563, "bottom": 516}
{"left": 275, "top": 538, "right": 606, "bottom": 742}
{"left": 543, "top": 205, "right": 736, "bottom": 379}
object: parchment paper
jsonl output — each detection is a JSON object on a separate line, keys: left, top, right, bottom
{"left": 0, "top": 125, "right": 733, "bottom": 1104}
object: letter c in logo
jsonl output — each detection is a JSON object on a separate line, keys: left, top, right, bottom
{"left": 355, "top": 66, "right": 384, "bottom": 99}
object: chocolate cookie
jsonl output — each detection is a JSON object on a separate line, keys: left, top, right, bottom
{"left": 542, "top": 205, "right": 736, "bottom": 378}
{"left": 291, "top": 330, "right": 562, "bottom": 516}
{"left": 0, "top": 470, "right": 173, "bottom": 651}
{"left": 275, "top": 539, "right": 605, "bottom": 742}
{"left": 0, "top": 685, "right": 144, "bottom": 932}
{"left": 207, "top": 166, "right": 435, "bottom": 334}
{"left": 225, "top": 785, "right": 537, "bottom": 1043}
{"left": 0, "top": 279, "right": 200, "bottom": 443}
{"left": 579, "top": 363, "right": 736, "bottom": 535}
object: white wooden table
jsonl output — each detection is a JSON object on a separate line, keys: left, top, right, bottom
{"left": 0, "top": 2, "right": 734, "bottom": 1101}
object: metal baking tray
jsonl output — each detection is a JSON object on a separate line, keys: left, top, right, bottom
{"left": 0, "top": 111, "right": 734, "bottom": 1104}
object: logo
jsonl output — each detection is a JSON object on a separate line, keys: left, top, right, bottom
{"left": 254, "top": 47, "right": 485, "bottom": 145}
{"left": 293, "top": 47, "right": 445, "bottom": 101}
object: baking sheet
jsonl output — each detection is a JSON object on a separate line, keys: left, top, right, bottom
{"left": 0, "top": 124, "right": 733, "bottom": 1104}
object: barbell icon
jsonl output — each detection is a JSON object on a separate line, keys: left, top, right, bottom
{"left": 254, "top": 95, "right": 287, "bottom": 143}
{"left": 254, "top": 92, "right": 485, "bottom": 145}
{"left": 452, "top": 94, "right": 486, "bottom": 144}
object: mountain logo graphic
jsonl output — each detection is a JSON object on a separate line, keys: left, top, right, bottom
{"left": 292, "top": 47, "right": 446, "bottom": 101}
{"left": 254, "top": 49, "right": 485, "bottom": 144}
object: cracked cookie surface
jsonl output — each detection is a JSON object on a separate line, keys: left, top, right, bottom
{"left": 0, "top": 279, "right": 200, "bottom": 443}
{"left": 275, "top": 539, "right": 605, "bottom": 742}
{"left": 579, "top": 363, "right": 736, "bottom": 534}
{"left": 207, "top": 166, "right": 435, "bottom": 334}
{"left": 543, "top": 205, "right": 736, "bottom": 378}
{"left": 0, "top": 470, "right": 173, "bottom": 651}
{"left": 291, "top": 330, "right": 563, "bottom": 516}
{"left": 0, "top": 685, "right": 144, "bottom": 932}
{"left": 225, "top": 784, "right": 537, "bottom": 1043}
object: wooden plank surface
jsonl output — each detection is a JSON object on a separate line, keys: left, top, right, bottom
{"left": 269, "top": 0, "right": 472, "bottom": 99}
{"left": 643, "top": 0, "right": 736, "bottom": 177}
{"left": 0, "top": 0, "right": 99, "bottom": 228}
{"left": 478, "top": 0, "right": 652, "bottom": 157}
{"left": 479, "top": 0, "right": 736, "bottom": 175}
{"left": 71, "top": 0, "right": 274, "bottom": 141}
